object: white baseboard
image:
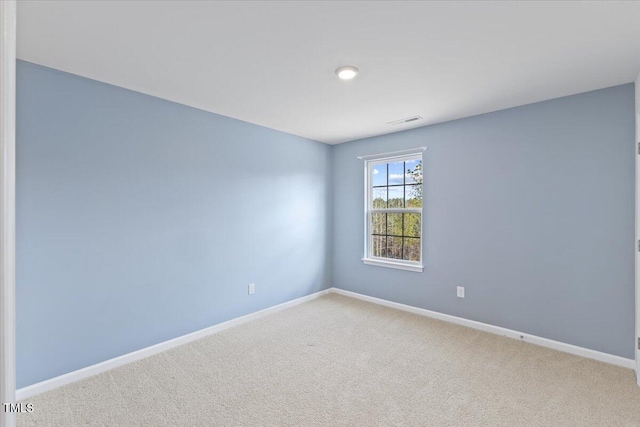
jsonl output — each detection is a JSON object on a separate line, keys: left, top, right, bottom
{"left": 16, "top": 286, "right": 635, "bottom": 401}
{"left": 329, "top": 287, "right": 635, "bottom": 370}
{"left": 16, "top": 288, "right": 331, "bottom": 401}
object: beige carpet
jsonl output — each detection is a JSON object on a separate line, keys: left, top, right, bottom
{"left": 17, "top": 293, "right": 640, "bottom": 426}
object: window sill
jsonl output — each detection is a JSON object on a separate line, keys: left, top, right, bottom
{"left": 362, "top": 258, "right": 423, "bottom": 272}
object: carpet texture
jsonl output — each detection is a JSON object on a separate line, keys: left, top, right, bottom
{"left": 17, "top": 293, "right": 640, "bottom": 426}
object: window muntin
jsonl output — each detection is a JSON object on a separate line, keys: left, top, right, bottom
{"left": 365, "top": 154, "right": 423, "bottom": 269}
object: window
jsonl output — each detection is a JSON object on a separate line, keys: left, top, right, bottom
{"left": 363, "top": 153, "right": 423, "bottom": 272}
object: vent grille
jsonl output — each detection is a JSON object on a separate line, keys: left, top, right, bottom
{"left": 386, "top": 115, "right": 423, "bottom": 126}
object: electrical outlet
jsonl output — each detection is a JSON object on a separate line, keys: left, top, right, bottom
{"left": 456, "top": 286, "right": 465, "bottom": 298}
{"left": 248, "top": 283, "right": 255, "bottom": 295}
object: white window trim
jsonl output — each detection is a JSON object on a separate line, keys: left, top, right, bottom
{"left": 362, "top": 152, "right": 424, "bottom": 273}
{"left": 362, "top": 257, "right": 424, "bottom": 272}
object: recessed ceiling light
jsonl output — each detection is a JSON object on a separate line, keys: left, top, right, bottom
{"left": 335, "top": 66, "right": 359, "bottom": 80}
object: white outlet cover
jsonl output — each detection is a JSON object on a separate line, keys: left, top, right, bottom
{"left": 248, "top": 283, "right": 255, "bottom": 295}
{"left": 457, "top": 286, "right": 465, "bottom": 298}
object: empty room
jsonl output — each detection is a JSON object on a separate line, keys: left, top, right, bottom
{"left": 2, "top": 1, "right": 640, "bottom": 426}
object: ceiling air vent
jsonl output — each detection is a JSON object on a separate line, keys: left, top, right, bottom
{"left": 386, "top": 115, "right": 423, "bottom": 126}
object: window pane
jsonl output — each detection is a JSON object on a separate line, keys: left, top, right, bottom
{"left": 405, "top": 184, "right": 422, "bottom": 208}
{"left": 372, "top": 213, "right": 386, "bottom": 235}
{"left": 367, "top": 156, "right": 423, "bottom": 264}
{"left": 405, "top": 159, "right": 422, "bottom": 184}
{"left": 404, "top": 213, "right": 420, "bottom": 237}
{"left": 372, "top": 187, "right": 387, "bottom": 208}
{"left": 403, "top": 238, "right": 420, "bottom": 261}
{"left": 387, "top": 213, "right": 403, "bottom": 236}
{"left": 388, "top": 162, "right": 404, "bottom": 185}
{"left": 388, "top": 186, "right": 404, "bottom": 208}
{"left": 373, "top": 235, "right": 386, "bottom": 257}
{"left": 387, "top": 237, "right": 403, "bottom": 259}
{"left": 372, "top": 164, "right": 387, "bottom": 187}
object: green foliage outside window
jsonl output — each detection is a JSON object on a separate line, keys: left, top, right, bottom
{"left": 370, "top": 158, "right": 422, "bottom": 262}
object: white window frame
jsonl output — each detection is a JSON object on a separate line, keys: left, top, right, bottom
{"left": 362, "top": 152, "right": 424, "bottom": 272}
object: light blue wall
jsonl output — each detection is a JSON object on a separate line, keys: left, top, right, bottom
{"left": 16, "top": 60, "right": 636, "bottom": 388}
{"left": 16, "top": 61, "right": 332, "bottom": 388}
{"left": 332, "top": 84, "right": 636, "bottom": 359}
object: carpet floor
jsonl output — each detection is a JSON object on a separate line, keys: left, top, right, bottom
{"left": 17, "top": 293, "right": 640, "bottom": 426}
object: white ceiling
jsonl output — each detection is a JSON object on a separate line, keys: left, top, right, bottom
{"left": 17, "top": 1, "right": 640, "bottom": 144}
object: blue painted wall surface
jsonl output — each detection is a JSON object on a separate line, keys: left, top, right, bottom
{"left": 16, "top": 61, "right": 332, "bottom": 387}
{"left": 332, "top": 84, "right": 636, "bottom": 359}
{"left": 16, "top": 60, "right": 636, "bottom": 388}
